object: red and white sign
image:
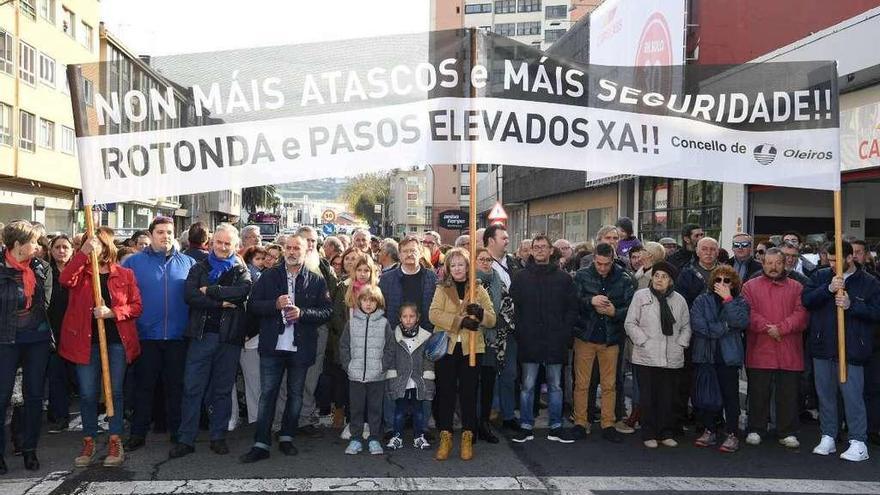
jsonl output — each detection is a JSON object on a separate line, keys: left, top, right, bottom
{"left": 841, "top": 101, "right": 880, "bottom": 172}
{"left": 589, "top": 0, "right": 685, "bottom": 67}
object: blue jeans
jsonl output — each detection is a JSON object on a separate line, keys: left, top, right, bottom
{"left": 0, "top": 341, "right": 50, "bottom": 453}
{"left": 493, "top": 335, "right": 518, "bottom": 421}
{"left": 393, "top": 389, "right": 426, "bottom": 435}
{"left": 177, "top": 333, "right": 241, "bottom": 446}
{"left": 253, "top": 353, "right": 308, "bottom": 450}
{"left": 814, "top": 358, "right": 867, "bottom": 442}
{"left": 131, "top": 340, "right": 187, "bottom": 438}
{"left": 47, "top": 351, "right": 74, "bottom": 423}
{"left": 76, "top": 344, "right": 127, "bottom": 437}
{"left": 519, "top": 362, "right": 563, "bottom": 429}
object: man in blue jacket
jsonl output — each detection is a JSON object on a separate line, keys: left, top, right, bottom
{"left": 240, "top": 235, "right": 332, "bottom": 463}
{"left": 123, "top": 217, "right": 196, "bottom": 451}
{"left": 802, "top": 241, "right": 880, "bottom": 462}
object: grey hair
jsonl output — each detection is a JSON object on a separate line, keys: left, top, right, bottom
{"left": 595, "top": 225, "right": 619, "bottom": 242}
{"left": 213, "top": 222, "right": 240, "bottom": 245}
{"left": 352, "top": 228, "right": 371, "bottom": 241}
{"left": 296, "top": 225, "right": 317, "bottom": 237}
{"left": 241, "top": 225, "right": 261, "bottom": 239}
{"left": 382, "top": 239, "right": 400, "bottom": 262}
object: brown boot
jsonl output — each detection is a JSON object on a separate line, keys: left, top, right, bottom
{"left": 74, "top": 437, "right": 96, "bottom": 468}
{"left": 332, "top": 406, "right": 345, "bottom": 429}
{"left": 460, "top": 430, "right": 474, "bottom": 461}
{"left": 103, "top": 435, "right": 125, "bottom": 467}
{"left": 624, "top": 407, "right": 641, "bottom": 428}
{"left": 435, "top": 431, "right": 453, "bottom": 461}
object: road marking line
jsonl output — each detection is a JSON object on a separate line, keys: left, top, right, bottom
{"left": 71, "top": 476, "right": 880, "bottom": 494}
{"left": 1, "top": 471, "right": 71, "bottom": 495}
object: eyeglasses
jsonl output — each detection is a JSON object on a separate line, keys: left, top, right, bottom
{"left": 732, "top": 241, "right": 752, "bottom": 249}
{"left": 714, "top": 277, "right": 732, "bottom": 284}
{"left": 756, "top": 249, "right": 765, "bottom": 255}
{"left": 477, "top": 257, "right": 493, "bottom": 263}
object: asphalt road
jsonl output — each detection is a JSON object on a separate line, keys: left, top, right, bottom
{"left": 3, "top": 420, "right": 879, "bottom": 495}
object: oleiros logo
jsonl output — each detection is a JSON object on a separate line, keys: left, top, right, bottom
{"left": 752, "top": 144, "right": 833, "bottom": 166}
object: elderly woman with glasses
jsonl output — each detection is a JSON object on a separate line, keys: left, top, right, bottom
{"left": 690, "top": 264, "right": 750, "bottom": 453}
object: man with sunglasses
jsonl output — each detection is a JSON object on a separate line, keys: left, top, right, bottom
{"left": 726, "top": 233, "right": 762, "bottom": 282}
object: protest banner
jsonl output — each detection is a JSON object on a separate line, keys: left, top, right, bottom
{"left": 69, "top": 28, "right": 844, "bottom": 377}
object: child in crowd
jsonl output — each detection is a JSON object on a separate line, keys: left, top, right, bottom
{"left": 384, "top": 304, "right": 435, "bottom": 450}
{"left": 339, "top": 287, "right": 393, "bottom": 455}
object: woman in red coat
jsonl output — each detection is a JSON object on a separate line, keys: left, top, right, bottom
{"left": 59, "top": 227, "right": 142, "bottom": 469}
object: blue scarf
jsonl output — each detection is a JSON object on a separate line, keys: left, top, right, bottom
{"left": 207, "top": 251, "right": 237, "bottom": 283}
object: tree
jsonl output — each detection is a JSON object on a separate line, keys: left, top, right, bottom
{"left": 242, "top": 185, "right": 279, "bottom": 212}
{"left": 341, "top": 172, "right": 390, "bottom": 222}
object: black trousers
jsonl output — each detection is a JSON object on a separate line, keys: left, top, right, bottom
{"left": 747, "top": 368, "right": 800, "bottom": 438}
{"left": 435, "top": 344, "right": 481, "bottom": 432}
{"left": 697, "top": 364, "right": 741, "bottom": 435}
{"left": 131, "top": 340, "right": 187, "bottom": 438}
{"left": 479, "top": 365, "right": 496, "bottom": 423}
{"left": 636, "top": 365, "right": 679, "bottom": 441}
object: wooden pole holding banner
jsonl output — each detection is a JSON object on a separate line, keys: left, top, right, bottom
{"left": 833, "top": 191, "right": 847, "bottom": 384}
{"left": 467, "top": 27, "right": 478, "bottom": 367}
{"left": 67, "top": 65, "right": 115, "bottom": 417}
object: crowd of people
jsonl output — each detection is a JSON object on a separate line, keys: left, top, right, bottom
{"left": 1, "top": 215, "right": 879, "bottom": 476}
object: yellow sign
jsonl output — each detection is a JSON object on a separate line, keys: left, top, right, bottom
{"left": 322, "top": 209, "right": 336, "bottom": 222}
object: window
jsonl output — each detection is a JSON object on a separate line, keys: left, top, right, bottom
{"left": 477, "top": 163, "right": 488, "bottom": 173}
{"left": 0, "top": 30, "right": 12, "bottom": 75}
{"left": 494, "top": 23, "right": 516, "bottom": 37}
{"left": 38, "top": 118, "right": 54, "bottom": 149}
{"left": 564, "top": 211, "right": 586, "bottom": 243}
{"left": 407, "top": 191, "right": 418, "bottom": 201}
{"left": 38, "top": 53, "right": 55, "bottom": 87}
{"left": 20, "top": 0, "right": 37, "bottom": 20}
{"left": 79, "top": 22, "right": 93, "bottom": 51}
{"left": 494, "top": 0, "right": 515, "bottom": 13}
{"left": 20, "top": 111, "right": 36, "bottom": 152}
{"left": 82, "top": 76, "right": 93, "bottom": 105}
{"left": 637, "top": 177, "right": 722, "bottom": 241}
{"left": 62, "top": 7, "right": 74, "bottom": 38}
{"left": 39, "top": 0, "right": 56, "bottom": 24}
{"left": 0, "top": 103, "right": 11, "bottom": 146}
{"left": 61, "top": 125, "right": 74, "bottom": 154}
{"left": 587, "top": 207, "right": 613, "bottom": 241}
{"left": 545, "top": 29, "right": 566, "bottom": 43}
{"left": 517, "top": 0, "right": 541, "bottom": 13}
{"left": 517, "top": 21, "right": 541, "bottom": 36}
{"left": 461, "top": 185, "right": 470, "bottom": 196}
{"left": 465, "top": 3, "right": 491, "bottom": 14}
{"left": 545, "top": 4, "right": 567, "bottom": 18}
{"left": 461, "top": 163, "right": 470, "bottom": 172}
{"left": 407, "top": 207, "right": 418, "bottom": 217}
{"left": 19, "top": 41, "right": 36, "bottom": 85}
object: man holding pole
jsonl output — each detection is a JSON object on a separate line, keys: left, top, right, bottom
{"left": 122, "top": 217, "right": 196, "bottom": 451}
{"left": 802, "top": 241, "right": 880, "bottom": 462}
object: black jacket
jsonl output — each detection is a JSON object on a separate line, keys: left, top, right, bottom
{"left": 667, "top": 248, "right": 696, "bottom": 272}
{"left": 510, "top": 262, "right": 579, "bottom": 364}
{"left": 573, "top": 263, "right": 635, "bottom": 346}
{"left": 0, "top": 250, "right": 52, "bottom": 344}
{"left": 248, "top": 264, "right": 333, "bottom": 365}
{"left": 48, "top": 262, "right": 69, "bottom": 341}
{"left": 184, "top": 259, "right": 252, "bottom": 345}
{"left": 725, "top": 257, "right": 762, "bottom": 282}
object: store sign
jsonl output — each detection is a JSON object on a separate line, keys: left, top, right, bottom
{"left": 841, "top": 101, "right": 880, "bottom": 172}
{"left": 589, "top": 0, "right": 685, "bottom": 66}
{"left": 653, "top": 183, "right": 668, "bottom": 224}
{"left": 439, "top": 210, "right": 467, "bottom": 230}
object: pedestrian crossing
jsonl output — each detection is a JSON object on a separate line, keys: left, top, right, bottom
{"left": 5, "top": 473, "right": 880, "bottom": 494}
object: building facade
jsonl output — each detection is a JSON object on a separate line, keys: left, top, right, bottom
{"left": 0, "top": 0, "right": 99, "bottom": 233}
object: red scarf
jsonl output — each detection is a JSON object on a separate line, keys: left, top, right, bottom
{"left": 5, "top": 250, "right": 35, "bottom": 309}
{"left": 352, "top": 279, "right": 366, "bottom": 297}
{"left": 431, "top": 249, "right": 441, "bottom": 268}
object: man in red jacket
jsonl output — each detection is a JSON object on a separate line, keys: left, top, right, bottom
{"left": 742, "top": 247, "right": 809, "bottom": 449}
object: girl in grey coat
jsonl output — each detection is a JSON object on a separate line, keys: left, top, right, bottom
{"left": 339, "top": 287, "right": 393, "bottom": 455}
{"left": 383, "top": 303, "right": 435, "bottom": 450}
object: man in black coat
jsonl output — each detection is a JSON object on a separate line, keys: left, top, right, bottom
{"left": 509, "top": 235, "right": 579, "bottom": 444}
{"left": 240, "top": 235, "right": 332, "bottom": 463}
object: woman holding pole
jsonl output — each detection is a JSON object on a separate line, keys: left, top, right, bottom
{"left": 0, "top": 221, "right": 53, "bottom": 474}
{"left": 429, "top": 248, "right": 495, "bottom": 461}
{"left": 60, "top": 227, "right": 142, "bottom": 468}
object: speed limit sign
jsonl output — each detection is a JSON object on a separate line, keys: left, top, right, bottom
{"left": 322, "top": 209, "right": 336, "bottom": 223}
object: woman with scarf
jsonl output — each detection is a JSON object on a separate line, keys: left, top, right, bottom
{"left": 0, "top": 221, "right": 52, "bottom": 474}
{"left": 169, "top": 223, "right": 252, "bottom": 459}
{"left": 690, "top": 265, "right": 749, "bottom": 453}
{"left": 475, "top": 248, "right": 505, "bottom": 444}
{"left": 624, "top": 261, "right": 692, "bottom": 448}
{"left": 60, "top": 227, "right": 142, "bottom": 468}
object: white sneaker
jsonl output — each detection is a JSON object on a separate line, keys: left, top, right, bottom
{"left": 779, "top": 435, "right": 800, "bottom": 449}
{"left": 661, "top": 438, "right": 678, "bottom": 448}
{"left": 812, "top": 435, "right": 836, "bottom": 456}
{"left": 839, "top": 440, "right": 869, "bottom": 462}
{"left": 643, "top": 439, "right": 658, "bottom": 449}
{"left": 745, "top": 432, "right": 762, "bottom": 446}
{"left": 386, "top": 434, "right": 403, "bottom": 450}
{"left": 340, "top": 424, "right": 352, "bottom": 440}
{"left": 413, "top": 434, "right": 431, "bottom": 450}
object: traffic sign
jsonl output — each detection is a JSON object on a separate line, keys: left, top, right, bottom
{"left": 321, "top": 209, "right": 336, "bottom": 223}
{"left": 322, "top": 223, "right": 336, "bottom": 236}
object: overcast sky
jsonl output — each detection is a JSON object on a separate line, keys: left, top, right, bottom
{"left": 101, "top": 0, "right": 431, "bottom": 57}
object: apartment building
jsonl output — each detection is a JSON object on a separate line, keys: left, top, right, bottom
{"left": 0, "top": 0, "right": 99, "bottom": 232}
